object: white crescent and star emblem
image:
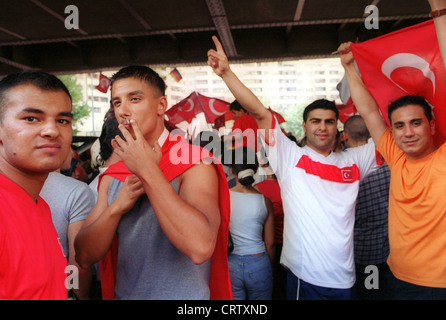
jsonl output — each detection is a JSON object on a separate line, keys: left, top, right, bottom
{"left": 208, "top": 98, "right": 226, "bottom": 116}
{"left": 342, "top": 169, "right": 353, "bottom": 181}
{"left": 381, "top": 53, "right": 436, "bottom": 95}
{"left": 100, "top": 78, "right": 110, "bottom": 88}
{"left": 183, "top": 99, "right": 195, "bottom": 112}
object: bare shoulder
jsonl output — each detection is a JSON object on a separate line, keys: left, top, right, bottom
{"left": 177, "top": 161, "right": 219, "bottom": 191}
{"left": 98, "top": 174, "right": 113, "bottom": 194}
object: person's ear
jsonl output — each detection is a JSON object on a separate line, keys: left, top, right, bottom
{"left": 430, "top": 119, "right": 436, "bottom": 136}
{"left": 158, "top": 96, "right": 168, "bottom": 115}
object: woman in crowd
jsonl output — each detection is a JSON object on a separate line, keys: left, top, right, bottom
{"left": 225, "top": 146, "right": 275, "bottom": 300}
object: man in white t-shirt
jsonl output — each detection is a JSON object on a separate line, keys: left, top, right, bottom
{"left": 208, "top": 36, "right": 379, "bottom": 300}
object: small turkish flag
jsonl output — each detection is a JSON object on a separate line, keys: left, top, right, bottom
{"left": 351, "top": 20, "right": 446, "bottom": 145}
{"left": 165, "top": 92, "right": 203, "bottom": 126}
{"left": 197, "top": 93, "right": 232, "bottom": 123}
{"left": 96, "top": 73, "right": 111, "bottom": 93}
{"left": 337, "top": 101, "right": 358, "bottom": 124}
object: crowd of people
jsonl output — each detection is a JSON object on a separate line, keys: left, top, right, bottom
{"left": 0, "top": 0, "right": 445, "bottom": 300}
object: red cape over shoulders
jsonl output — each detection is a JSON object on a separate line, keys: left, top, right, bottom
{"left": 98, "top": 134, "right": 232, "bottom": 300}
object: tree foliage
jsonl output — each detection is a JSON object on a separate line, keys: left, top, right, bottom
{"left": 58, "top": 75, "right": 90, "bottom": 135}
{"left": 274, "top": 103, "right": 307, "bottom": 139}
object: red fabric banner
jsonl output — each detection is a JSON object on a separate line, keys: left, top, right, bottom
{"left": 165, "top": 92, "right": 233, "bottom": 127}
{"left": 95, "top": 73, "right": 111, "bottom": 93}
{"left": 351, "top": 20, "right": 446, "bottom": 146}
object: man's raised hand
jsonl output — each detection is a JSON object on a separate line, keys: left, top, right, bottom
{"left": 207, "top": 36, "right": 230, "bottom": 77}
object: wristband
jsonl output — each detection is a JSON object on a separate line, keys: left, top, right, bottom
{"left": 430, "top": 8, "right": 446, "bottom": 18}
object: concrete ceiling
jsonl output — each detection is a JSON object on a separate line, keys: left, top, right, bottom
{"left": 0, "top": 0, "right": 430, "bottom": 76}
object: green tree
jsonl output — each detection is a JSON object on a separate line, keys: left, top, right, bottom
{"left": 274, "top": 103, "right": 307, "bottom": 139}
{"left": 58, "top": 75, "right": 90, "bottom": 135}
{"left": 257, "top": 96, "right": 306, "bottom": 139}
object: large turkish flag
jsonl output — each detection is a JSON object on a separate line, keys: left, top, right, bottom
{"left": 351, "top": 20, "right": 446, "bottom": 146}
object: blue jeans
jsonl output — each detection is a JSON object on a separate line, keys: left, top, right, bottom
{"left": 387, "top": 271, "right": 446, "bottom": 300}
{"left": 228, "top": 252, "right": 273, "bottom": 300}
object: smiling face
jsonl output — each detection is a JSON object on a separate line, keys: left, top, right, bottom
{"left": 111, "top": 77, "right": 168, "bottom": 145}
{"left": 0, "top": 83, "right": 73, "bottom": 174}
{"left": 390, "top": 104, "right": 437, "bottom": 160}
{"left": 302, "top": 108, "right": 338, "bottom": 156}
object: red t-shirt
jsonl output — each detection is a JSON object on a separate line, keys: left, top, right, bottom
{"left": 0, "top": 174, "right": 67, "bottom": 300}
{"left": 232, "top": 114, "right": 259, "bottom": 151}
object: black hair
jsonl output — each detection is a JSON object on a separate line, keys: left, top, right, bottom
{"left": 98, "top": 113, "right": 123, "bottom": 161}
{"left": 229, "top": 100, "right": 247, "bottom": 113}
{"left": 0, "top": 70, "right": 72, "bottom": 122}
{"left": 387, "top": 95, "right": 433, "bottom": 124}
{"left": 110, "top": 65, "right": 166, "bottom": 96}
{"left": 302, "top": 99, "right": 339, "bottom": 123}
{"left": 224, "top": 146, "right": 258, "bottom": 186}
{"left": 344, "top": 115, "right": 369, "bottom": 143}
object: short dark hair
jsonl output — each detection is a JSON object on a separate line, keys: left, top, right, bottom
{"left": 98, "top": 113, "right": 123, "bottom": 161}
{"left": 344, "top": 115, "right": 370, "bottom": 143}
{"left": 0, "top": 70, "right": 72, "bottom": 122}
{"left": 387, "top": 95, "right": 433, "bottom": 124}
{"left": 110, "top": 65, "right": 166, "bottom": 97}
{"left": 229, "top": 100, "right": 247, "bottom": 113}
{"left": 303, "top": 99, "right": 339, "bottom": 123}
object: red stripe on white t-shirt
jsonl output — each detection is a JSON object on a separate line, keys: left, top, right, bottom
{"left": 296, "top": 155, "right": 360, "bottom": 184}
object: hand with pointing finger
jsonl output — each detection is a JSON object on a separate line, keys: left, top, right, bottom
{"left": 111, "top": 119, "right": 162, "bottom": 177}
{"left": 207, "top": 36, "right": 231, "bottom": 78}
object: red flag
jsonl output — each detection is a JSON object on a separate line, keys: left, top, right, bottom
{"left": 351, "top": 20, "right": 446, "bottom": 145}
{"left": 268, "top": 107, "right": 286, "bottom": 123}
{"left": 337, "top": 102, "right": 358, "bottom": 124}
{"left": 165, "top": 92, "right": 233, "bottom": 127}
{"left": 165, "top": 92, "right": 203, "bottom": 126}
{"left": 95, "top": 73, "right": 111, "bottom": 93}
{"left": 196, "top": 93, "right": 233, "bottom": 123}
{"left": 214, "top": 114, "right": 226, "bottom": 130}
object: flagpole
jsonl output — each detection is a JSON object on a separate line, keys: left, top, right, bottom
{"left": 90, "top": 73, "right": 95, "bottom": 136}
{"left": 195, "top": 91, "right": 212, "bottom": 124}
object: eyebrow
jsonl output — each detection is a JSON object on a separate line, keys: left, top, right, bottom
{"left": 111, "top": 90, "right": 144, "bottom": 102}
{"left": 309, "top": 117, "right": 336, "bottom": 122}
{"left": 393, "top": 118, "right": 423, "bottom": 126}
{"left": 19, "top": 107, "right": 73, "bottom": 118}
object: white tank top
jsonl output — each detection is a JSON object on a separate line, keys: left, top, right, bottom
{"left": 229, "top": 191, "right": 268, "bottom": 256}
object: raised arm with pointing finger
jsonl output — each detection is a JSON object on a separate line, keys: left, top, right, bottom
{"left": 207, "top": 36, "right": 273, "bottom": 142}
